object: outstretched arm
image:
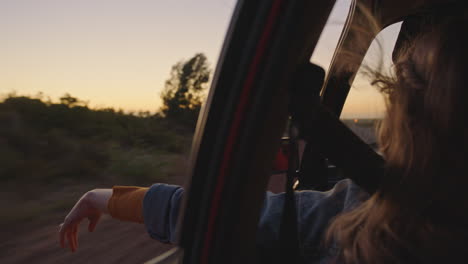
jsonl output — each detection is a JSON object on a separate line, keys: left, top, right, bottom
{"left": 59, "top": 186, "right": 148, "bottom": 252}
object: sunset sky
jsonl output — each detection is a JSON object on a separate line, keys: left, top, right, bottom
{"left": 1, "top": 0, "right": 400, "bottom": 118}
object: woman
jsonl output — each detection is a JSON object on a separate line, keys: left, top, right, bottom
{"left": 59, "top": 15, "right": 468, "bottom": 263}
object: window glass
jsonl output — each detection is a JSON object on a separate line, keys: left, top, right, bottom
{"left": 340, "top": 22, "right": 402, "bottom": 146}
{"left": 310, "top": 0, "right": 352, "bottom": 73}
{"left": 0, "top": 0, "right": 236, "bottom": 262}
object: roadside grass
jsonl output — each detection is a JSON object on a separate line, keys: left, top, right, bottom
{"left": 106, "top": 145, "right": 186, "bottom": 186}
{"left": 1, "top": 197, "right": 77, "bottom": 226}
{"left": 1, "top": 146, "right": 188, "bottom": 228}
{"left": 0, "top": 95, "right": 193, "bottom": 236}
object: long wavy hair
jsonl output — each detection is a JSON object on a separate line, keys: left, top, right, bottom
{"left": 326, "top": 9, "right": 468, "bottom": 264}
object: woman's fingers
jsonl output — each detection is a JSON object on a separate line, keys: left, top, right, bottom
{"left": 67, "top": 229, "right": 75, "bottom": 252}
{"left": 59, "top": 214, "right": 99, "bottom": 252}
{"left": 59, "top": 219, "right": 78, "bottom": 252}
{"left": 72, "top": 225, "right": 78, "bottom": 250}
{"left": 59, "top": 221, "right": 82, "bottom": 252}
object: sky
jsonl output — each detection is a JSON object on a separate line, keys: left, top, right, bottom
{"left": 0, "top": 0, "right": 399, "bottom": 118}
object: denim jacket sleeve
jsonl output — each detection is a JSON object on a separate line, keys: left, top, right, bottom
{"left": 257, "top": 179, "right": 368, "bottom": 261}
{"left": 143, "top": 183, "right": 184, "bottom": 243}
{"left": 143, "top": 179, "right": 368, "bottom": 249}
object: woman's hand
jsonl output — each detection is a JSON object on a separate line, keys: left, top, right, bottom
{"left": 59, "top": 189, "right": 112, "bottom": 252}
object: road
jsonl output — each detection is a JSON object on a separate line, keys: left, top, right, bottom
{"left": 1, "top": 215, "right": 173, "bottom": 264}
{"left": 1, "top": 171, "right": 288, "bottom": 264}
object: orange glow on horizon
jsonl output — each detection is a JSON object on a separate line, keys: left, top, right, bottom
{"left": 0, "top": 0, "right": 395, "bottom": 118}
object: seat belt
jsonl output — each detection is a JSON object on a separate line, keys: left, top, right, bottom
{"left": 278, "top": 123, "right": 302, "bottom": 264}
{"left": 290, "top": 64, "right": 384, "bottom": 194}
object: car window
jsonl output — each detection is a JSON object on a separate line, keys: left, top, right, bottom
{"left": 0, "top": 0, "right": 236, "bottom": 263}
{"left": 340, "top": 22, "right": 402, "bottom": 148}
{"left": 310, "top": 0, "right": 352, "bottom": 73}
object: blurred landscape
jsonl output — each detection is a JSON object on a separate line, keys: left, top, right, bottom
{"left": 0, "top": 93, "right": 194, "bottom": 263}
{"left": 0, "top": 53, "right": 210, "bottom": 264}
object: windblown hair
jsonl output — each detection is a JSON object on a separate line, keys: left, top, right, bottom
{"left": 326, "top": 8, "right": 468, "bottom": 264}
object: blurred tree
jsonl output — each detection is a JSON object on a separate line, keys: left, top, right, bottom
{"left": 160, "top": 53, "right": 210, "bottom": 127}
{"left": 60, "top": 93, "right": 85, "bottom": 107}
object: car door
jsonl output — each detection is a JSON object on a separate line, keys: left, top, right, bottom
{"left": 145, "top": 0, "right": 337, "bottom": 263}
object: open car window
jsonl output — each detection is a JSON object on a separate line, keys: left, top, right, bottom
{"left": 340, "top": 22, "right": 402, "bottom": 148}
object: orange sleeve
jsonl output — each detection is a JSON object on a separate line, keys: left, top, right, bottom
{"left": 108, "top": 186, "right": 149, "bottom": 223}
